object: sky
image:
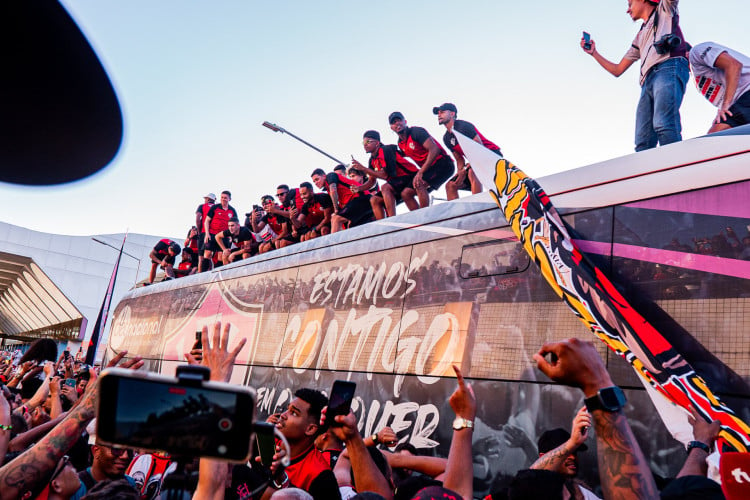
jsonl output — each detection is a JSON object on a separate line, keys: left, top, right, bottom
{"left": 1, "top": 0, "right": 748, "bottom": 239}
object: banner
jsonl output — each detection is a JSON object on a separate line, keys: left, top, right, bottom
{"left": 457, "top": 130, "right": 750, "bottom": 453}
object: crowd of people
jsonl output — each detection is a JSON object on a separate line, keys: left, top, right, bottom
{"left": 0, "top": 327, "right": 733, "bottom": 500}
{"left": 146, "top": 104, "right": 502, "bottom": 284}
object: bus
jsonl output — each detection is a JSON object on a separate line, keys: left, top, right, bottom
{"left": 107, "top": 126, "right": 750, "bottom": 495}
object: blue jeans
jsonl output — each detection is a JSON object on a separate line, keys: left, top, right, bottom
{"left": 634, "top": 57, "right": 689, "bottom": 151}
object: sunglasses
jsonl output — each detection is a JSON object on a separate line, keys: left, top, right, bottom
{"left": 50, "top": 455, "right": 70, "bottom": 482}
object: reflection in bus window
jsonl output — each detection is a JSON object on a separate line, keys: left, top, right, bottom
{"left": 459, "top": 240, "right": 530, "bottom": 279}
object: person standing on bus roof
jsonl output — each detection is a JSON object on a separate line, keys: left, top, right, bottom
{"left": 350, "top": 129, "right": 419, "bottom": 219}
{"left": 433, "top": 103, "right": 502, "bottom": 201}
{"left": 689, "top": 42, "right": 750, "bottom": 133}
{"left": 195, "top": 192, "right": 215, "bottom": 275}
{"left": 581, "top": 0, "right": 690, "bottom": 152}
{"left": 388, "top": 111, "right": 454, "bottom": 208}
{"left": 202, "top": 190, "right": 237, "bottom": 272}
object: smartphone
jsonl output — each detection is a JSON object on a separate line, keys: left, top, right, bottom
{"left": 97, "top": 368, "right": 255, "bottom": 461}
{"left": 63, "top": 351, "right": 70, "bottom": 359}
{"left": 254, "top": 421, "right": 276, "bottom": 467}
{"left": 64, "top": 378, "right": 77, "bottom": 388}
{"left": 327, "top": 380, "right": 356, "bottom": 426}
{"left": 193, "top": 330, "right": 202, "bottom": 351}
{"left": 583, "top": 31, "right": 591, "bottom": 50}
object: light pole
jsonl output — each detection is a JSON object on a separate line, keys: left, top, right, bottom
{"left": 262, "top": 121, "right": 345, "bottom": 165}
{"left": 91, "top": 237, "right": 142, "bottom": 285}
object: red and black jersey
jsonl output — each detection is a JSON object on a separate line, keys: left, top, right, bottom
{"left": 206, "top": 203, "right": 238, "bottom": 235}
{"left": 261, "top": 207, "right": 288, "bottom": 235}
{"left": 301, "top": 193, "right": 333, "bottom": 227}
{"left": 282, "top": 188, "right": 305, "bottom": 212}
{"left": 153, "top": 239, "right": 175, "bottom": 259}
{"left": 325, "top": 172, "right": 361, "bottom": 209}
{"left": 196, "top": 202, "right": 213, "bottom": 233}
{"left": 369, "top": 144, "right": 418, "bottom": 180}
{"left": 443, "top": 119, "right": 501, "bottom": 157}
{"left": 397, "top": 126, "right": 447, "bottom": 167}
{"left": 185, "top": 233, "right": 199, "bottom": 253}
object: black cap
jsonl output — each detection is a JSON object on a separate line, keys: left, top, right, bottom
{"left": 363, "top": 130, "right": 380, "bottom": 141}
{"left": 537, "top": 428, "right": 588, "bottom": 454}
{"left": 432, "top": 102, "right": 457, "bottom": 115}
{"left": 388, "top": 111, "right": 404, "bottom": 124}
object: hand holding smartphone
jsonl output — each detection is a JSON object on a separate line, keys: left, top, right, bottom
{"left": 582, "top": 31, "right": 592, "bottom": 50}
{"left": 327, "top": 380, "right": 356, "bottom": 427}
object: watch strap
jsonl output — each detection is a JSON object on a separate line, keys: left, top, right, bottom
{"left": 687, "top": 440, "right": 710, "bottom": 453}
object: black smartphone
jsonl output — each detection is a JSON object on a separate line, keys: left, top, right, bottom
{"left": 254, "top": 421, "right": 276, "bottom": 467}
{"left": 193, "top": 331, "right": 202, "bottom": 350}
{"left": 583, "top": 31, "right": 591, "bottom": 50}
{"left": 97, "top": 368, "right": 255, "bottom": 461}
{"left": 327, "top": 380, "right": 356, "bottom": 426}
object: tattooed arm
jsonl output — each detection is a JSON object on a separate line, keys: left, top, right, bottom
{"left": 0, "top": 352, "right": 142, "bottom": 500}
{"left": 534, "top": 339, "right": 658, "bottom": 500}
{"left": 531, "top": 406, "right": 591, "bottom": 472}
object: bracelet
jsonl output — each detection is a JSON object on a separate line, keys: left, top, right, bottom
{"left": 272, "top": 473, "right": 289, "bottom": 489}
{"left": 686, "top": 440, "right": 710, "bottom": 454}
{"left": 0, "top": 424, "right": 12, "bottom": 431}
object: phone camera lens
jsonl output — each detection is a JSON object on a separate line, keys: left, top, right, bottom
{"left": 218, "top": 418, "right": 233, "bottom": 431}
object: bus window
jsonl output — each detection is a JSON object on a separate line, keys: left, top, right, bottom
{"left": 459, "top": 240, "right": 529, "bottom": 279}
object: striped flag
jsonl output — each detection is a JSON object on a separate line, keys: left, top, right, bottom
{"left": 457, "top": 130, "right": 750, "bottom": 453}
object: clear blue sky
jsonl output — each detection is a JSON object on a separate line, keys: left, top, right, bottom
{"left": 1, "top": 0, "right": 747, "bottom": 238}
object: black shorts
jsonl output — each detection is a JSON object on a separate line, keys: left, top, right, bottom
{"left": 385, "top": 174, "right": 416, "bottom": 195}
{"left": 207, "top": 235, "right": 230, "bottom": 253}
{"left": 448, "top": 167, "right": 473, "bottom": 191}
{"left": 197, "top": 233, "right": 207, "bottom": 252}
{"left": 724, "top": 90, "right": 750, "bottom": 128}
{"left": 338, "top": 195, "right": 374, "bottom": 227}
{"left": 422, "top": 156, "right": 455, "bottom": 191}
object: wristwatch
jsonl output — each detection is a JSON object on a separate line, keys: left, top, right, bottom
{"left": 687, "top": 441, "right": 711, "bottom": 454}
{"left": 371, "top": 433, "right": 379, "bottom": 444}
{"left": 452, "top": 417, "right": 474, "bottom": 431}
{"left": 584, "top": 386, "right": 626, "bottom": 413}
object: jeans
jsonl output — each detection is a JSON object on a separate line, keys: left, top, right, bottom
{"left": 634, "top": 57, "right": 689, "bottom": 152}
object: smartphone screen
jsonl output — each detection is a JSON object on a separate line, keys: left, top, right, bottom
{"left": 327, "top": 380, "right": 356, "bottom": 426}
{"left": 583, "top": 31, "right": 591, "bottom": 50}
{"left": 98, "top": 370, "right": 254, "bottom": 461}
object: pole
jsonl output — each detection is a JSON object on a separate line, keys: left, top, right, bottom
{"left": 262, "top": 121, "right": 345, "bottom": 165}
{"left": 86, "top": 233, "right": 126, "bottom": 365}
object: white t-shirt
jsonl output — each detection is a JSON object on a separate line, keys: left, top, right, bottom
{"left": 624, "top": 0, "right": 682, "bottom": 85}
{"left": 689, "top": 42, "right": 750, "bottom": 108}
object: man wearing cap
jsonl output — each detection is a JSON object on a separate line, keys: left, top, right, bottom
{"left": 388, "top": 112, "right": 455, "bottom": 209}
{"left": 202, "top": 190, "right": 238, "bottom": 271}
{"left": 148, "top": 239, "right": 181, "bottom": 284}
{"left": 433, "top": 103, "right": 502, "bottom": 201}
{"left": 195, "top": 192, "right": 216, "bottom": 273}
{"left": 531, "top": 406, "right": 600, "bottom": 498}
{"left": 350, "top": 130, "right": 419, "bottom": 219}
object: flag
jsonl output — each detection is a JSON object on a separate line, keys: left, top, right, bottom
{"left": 457, "top": 130, "right": 750, "bottom": 453}
{"left": 86, "top": 234, "right": 126, "bottom": 365}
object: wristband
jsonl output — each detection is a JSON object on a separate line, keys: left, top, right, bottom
{"left": 272, "top": 472, "right": 289, "bottom": 489}
{"left": 687, "top": 441, "right": 710, "bottom": 454}
{"left": 0, "top": 424, "right": 12, "bottom": 431}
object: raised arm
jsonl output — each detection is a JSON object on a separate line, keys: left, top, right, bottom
{"left": 534, "top": 339, "right": 658, "bottom": 500}
{"left": 581, "top": 37, "right": 635, "bottom": 77}
{"left": 441, "top": 365, "right": 476, "bottom": 500}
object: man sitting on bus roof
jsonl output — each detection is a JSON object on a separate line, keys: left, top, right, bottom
{"left": 311, "top": 167, "right": 373, "bottom": 234}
